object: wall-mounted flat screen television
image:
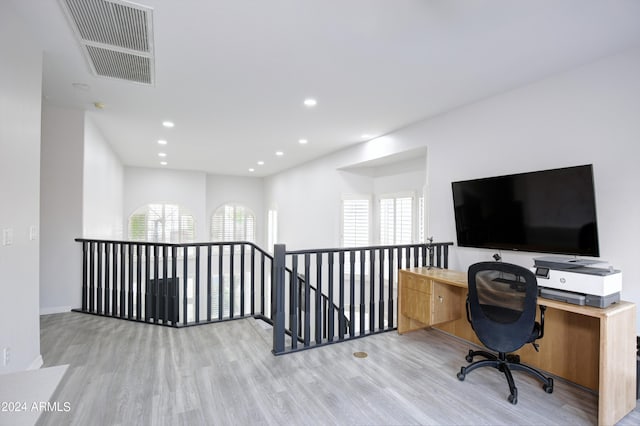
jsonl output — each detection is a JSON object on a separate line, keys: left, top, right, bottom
{"left": 451, "top": 164, "right": 599, "bottom": 256}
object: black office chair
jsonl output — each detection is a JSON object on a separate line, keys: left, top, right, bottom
{"left": 456, "top": 261, "right": 554, "bottom": 404}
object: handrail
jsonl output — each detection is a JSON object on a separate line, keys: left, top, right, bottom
{"left": 285, "top": 241, "right": 453, "bottom": 255}
{"left": 74, "top": 238, "right": 272, "bottom": 257}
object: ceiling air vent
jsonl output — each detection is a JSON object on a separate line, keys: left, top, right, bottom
{"left": 60, "top": 0, "right": 154, "bottom": 85}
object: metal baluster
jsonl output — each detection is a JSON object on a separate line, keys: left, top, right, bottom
{"left": 304, "top": 253, "right": 311, "bottom": 346}
{"left": 182, "top": 246, "right": 188, "bottom": 326}
{"left": 359, "top": 249, "right": 365, "bottom": 336}
{"left": 251, "top": 246, "right": 256, "bottom": 316}
{"left": 154, "top": 245, "right": 160, "bottom": 324}
{"left": 260, "top": 252, "right": 265, "bottom": 316}
{"left": 128, "top": 243, "right": 134, "bottom": 319}
{"left": 339, "top": 251, "right": 345, "bottom": 340}
{"left": 89, "top": 242, "right": 95, "bottom": 313}
{"left": 315, "top": 252, "right": 322, "bottom": 345}
{"left": 144, "top": 244, "right": 150, "bottom": 321}
{"left": 136, "top": 244, "right": 142, "bottom": 320}
{"left": 96, "top": 242, "right": 102, "bottom": 314}
{"left": 218, "top": 245, "right": 223, "bottom": 320}
{"left": 207, "top": 245, "right": 212, "bottom": 322}
{"left": 290, "top": 255, "right": 298, "bottom": 350}
{"left": 162, "top": 246, "right": 168, "bottom": 324}
{"left": 81, "top": 242, "right": 88, "bottom": 311}
{"left": 230, "top": 244, "right": 235, "bottom": 318}
{"left": 378, "top": 248, "right": 384, "bottom": 330}
{"left": 369, "top": 249, "right": 375, "bottom": 333}
{"left": 112, "top": 243, "right": 119, "bottom": 316}
{"left": 120, "top": 244, "right": 126, "bottom": 317}
{"left": 388, "top": 248, "right": 394, "bottom": 329}
{"left": 195, "top": 246, "right": 200, "bottom": 323}
{"left": 327, "top": 252, "right": 334, "bottom": 341}
{"left": 349, "top": 250, "right": 355, "bottom": 338}
{"left": 240, "top": 244, "right": 245, "bottom": 317}
{"left": 105, "top": 243, "right": 111, "bottom": 315}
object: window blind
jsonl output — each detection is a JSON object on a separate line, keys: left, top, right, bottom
{"left": 342, "top": 199, "right": 370, "bottom": 247}
{"left": 379, "top": 196, "right": 413, "bottom": 245}
{"left": 211, "top": 204, "right": 255, "bottom": 242}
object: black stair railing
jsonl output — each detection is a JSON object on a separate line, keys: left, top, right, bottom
{"left": 271, "top": 241, "right": 454, "bottom": 354}
{"left": 75, "top": 238, "right": 453, "bottom": 355}
{"left": 74, "top": 239, "right": 273, "bottom": 327}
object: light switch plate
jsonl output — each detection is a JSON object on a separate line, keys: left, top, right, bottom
{"left": 2, "top": 228, "right": 13, "bottom": 246}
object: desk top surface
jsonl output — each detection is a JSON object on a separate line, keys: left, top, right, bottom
{"left": 400, "top": 267, "right": 635, "bottom": 319}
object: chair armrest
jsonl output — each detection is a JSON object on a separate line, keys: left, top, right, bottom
{"left": 538, "top": 305, "right": 547, "bottom": 339}
{"left": 465, "top": 295, "right": 471, "bottom": 324}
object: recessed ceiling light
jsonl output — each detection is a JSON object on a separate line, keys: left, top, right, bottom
{"left": 298, "top": 139, "right": 308, "bottom": 145}
{"left": 158, "top": 139, "right": 167, "bottom": 145}
{"left": 303, "top": 98, "right": 317, "bottom": 107}
{"left": 158, "top": 152, "right": 167, "bottom": 157}
{"left": 160, "top": 161, "right": 168, "bottom": 166}
{"left": 257, "top": 161, "right": 265, "bottom": 165}
{"left": 162, "top": 121, "right": 174, "bottom": 128}
{"left": 275, "top": 151, "right": 284, "bottom": 156}
{"left": 248, "top": 168, "right": 255, "bottom": 172}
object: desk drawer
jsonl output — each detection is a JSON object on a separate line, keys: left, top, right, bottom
{"left": 403, "top": 274, "right": 432, "bottom": 294}
{"left": 401, "top": 287, "right": 431, "bottom": 324}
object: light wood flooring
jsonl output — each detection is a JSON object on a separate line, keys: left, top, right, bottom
{"left": 35, "top": 312, "right": 639, "bottom": 425}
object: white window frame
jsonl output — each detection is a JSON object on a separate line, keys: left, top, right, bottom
{"left": 341, "top": 195, "right": 371, "bottom": 248}
{"left": 377, "top": 192, "right": 416, "bottom": 245}
{"left": 128, "top": 203, "right": 195, "bottom": 243}
{"left": 210, "top": 203, "right": 256, "bottom": 243}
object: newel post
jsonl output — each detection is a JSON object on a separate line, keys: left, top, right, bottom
{"left": 272, "top": 243, "right": 286, "bottom": 354}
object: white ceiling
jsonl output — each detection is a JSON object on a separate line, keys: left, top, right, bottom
{"left": 10, "top": 0, "right": 640, "bottom": 177}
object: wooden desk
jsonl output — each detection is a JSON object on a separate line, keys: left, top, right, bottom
{"left": 398, "top": 267, "right": 637, "bottom": 426}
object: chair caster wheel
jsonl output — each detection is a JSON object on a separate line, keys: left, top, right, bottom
{"left": 543, "top": 377, "right": 554, "bottom": 393}
{"left": 465, "top": 350, "right": 474, "bottom": 362}
{"left": 508, "top": 393, "right": 517, "bottom": 405}
{"left": 457, "top": 370, "right": 466, "bottom": 381}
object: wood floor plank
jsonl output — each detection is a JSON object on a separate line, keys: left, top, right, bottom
{"left": 34, "top": 312, "right": 639, "bottom": 425}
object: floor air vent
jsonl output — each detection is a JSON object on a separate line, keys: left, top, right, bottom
{"left": 60, "top": 0, "right": 154, "bottom": 85}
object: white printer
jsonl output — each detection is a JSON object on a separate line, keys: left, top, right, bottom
{"left": 531, "top": 256, "right": 621, "bottom": 308}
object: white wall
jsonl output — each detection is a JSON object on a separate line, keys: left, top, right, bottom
{"left": 206, "top": 174, "right": 264, "bottom": 244}
{"left": 0, "top": 2, "right": 43, "bottom": 373}
{"left": 40, "top": 105, "right": 85, "bottom": 314}
{"left": 122, "top": 169, "right": 266, "bottom": 245}
{"left": 266, "top": 47, "right": 640, "bottom": 330}
{"left": 267, "top": 157, "right": 375, "bottom": 250}
{"left": 123, "top": 167, "right": 207, "bottom": 241}
{"left": 421, "top": 48, "right": 640, "bottom": 306}
{"left": 83, "top": 116, "right": 124, "bottom": 239}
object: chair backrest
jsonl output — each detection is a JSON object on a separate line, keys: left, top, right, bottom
{"left": 467, "top": 261, "right": 538, "bottom": 353}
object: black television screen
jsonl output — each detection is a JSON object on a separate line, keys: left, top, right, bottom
{"left": 451, "top": 164, "right": 599, "bottom": 256}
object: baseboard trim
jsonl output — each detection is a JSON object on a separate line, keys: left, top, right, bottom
{"left": 40, "top": 306, "right": 72, "bottom": 315}
{"left": 27, "top": 354, "right": 43, "bottom": 370}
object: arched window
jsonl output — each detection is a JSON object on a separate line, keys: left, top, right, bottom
{"left": 128, "top": 203, "right": 195, "bottom": 243}
{"left": 211, "top": 204, "right": 255, "bottom": 242}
